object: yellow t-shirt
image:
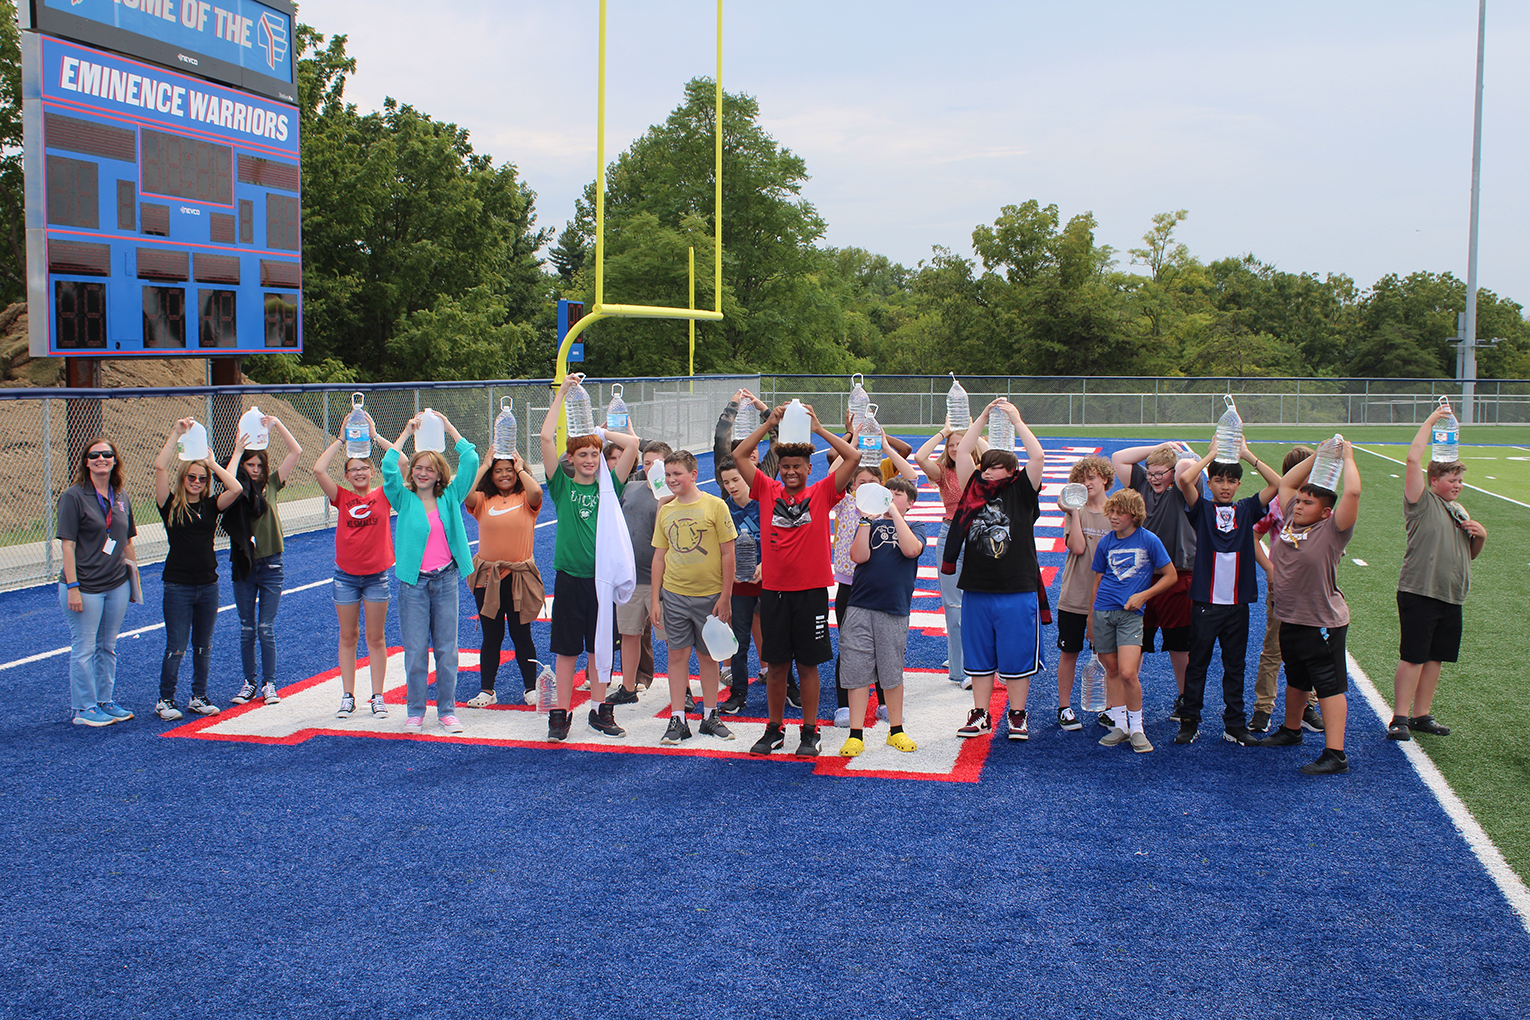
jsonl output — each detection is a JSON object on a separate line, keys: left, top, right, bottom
{"left": 652, "top": 491, "right": 738, "bottom": 596}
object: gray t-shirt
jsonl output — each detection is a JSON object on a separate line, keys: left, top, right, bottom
{"left": 1269, "top": 496, "right": 1352, "bottom": 628}
{"left": 1058, "top": 505, "right": 1110, "bottom": 615}
{"left": 622, "top": 469, "right": 660, "bottom": 585}
{"left": 1397, "top": 491, "right": 1472, "bottom": 605}
{"left": 57, "top": 484, "right": 137, "bottom": 593}
{"left": 1131, "top": 463, "right": 1197, "bottom": 571}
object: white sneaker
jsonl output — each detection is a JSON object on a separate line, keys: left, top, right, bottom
{"left": 876, "top": 705, "right": 889, "bottom": 722}
{"left": 833, "top": 707, "right": 851, "bottom": 728}
{"left": 575, "top": 676, "right": 590, "bottom": 692}
{"left": 465, "top": 690, "right": 496, "bottom": 709}
{"left": 187, "top": 695, "right": 220, "bottom": 716}
{"left": 960, "top": 676, "right": 973, "bottom": 691}
{"left": 523, "top": 687, "right": 538, "bottom": 706}
{"left": 369, "top": 694, "right": 389, "bottom": 718}
{"left": 261, "top": 682, "right": 281, "bottom": 705}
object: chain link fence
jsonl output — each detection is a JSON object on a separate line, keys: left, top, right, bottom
{"left": 1, "top": 373, "right": 757, "bottom": 591}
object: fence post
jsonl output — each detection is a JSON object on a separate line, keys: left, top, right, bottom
{"left": 322, "top": 391, "right": 331, "bottom": 526}
{"left": 42, "top": 398, "right": 54, "bottom": 578}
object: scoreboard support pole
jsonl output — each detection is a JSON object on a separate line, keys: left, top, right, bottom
{"left": 63, "top": 357, "right": 103, "bottom": 467}
{"left": 209, "top": 356, "right": 243, "bottom": 464}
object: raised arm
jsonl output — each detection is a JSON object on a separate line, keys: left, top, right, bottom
{"left": 884, "top": 441, "right": 919, "bottom": 483}
{"left": 731, "top": 403, "right": 779, "bottom": 493}
{"left": 312, "top": 439, "right": 344, "bottom": 503}
{"left": 599, "top": 426, "right": 641, "bottom": 481}
{"left": 815, "top": 406, "right": 864, "bottom": 493}
{"left": 540, "top": 375, "right": 578, "bottom": 480}
{"left": 955, "top": 402, "right": 1000, "bottom": 489}
{"left": 266, "top": 416, "right": 302, "bottom": 482}
{"left": 1112, "top": 444, "right": 1160, "bottom": 490}
{"left": 1277, "top": 452, "right": 1315, "bottom": 515}
{"left": 1011, "top": 403, "right": 1044, "bottom": 491}
{"left": 1244, "top": 439, "right": 1281, "bottom": 506}
{"left": 209, "top": 450, "right": 245, "bottom": 510}
{"left": 1405, "top": 405, "right": 1450, "bottom": 504}
{"left": 153, "top": 419, "right": 192, "bottom": 506}
{"left": 1064, "top": 506, "right": 1087, "bottom": 556}
{"left": 915, "top": 425, "right": 951, "bottom": 484}
{"left": 1333, "top": 441, "right": 1361, "bottom": 532}
{"left": 1177, "top": 443, "right": 1216, "bottom": 508}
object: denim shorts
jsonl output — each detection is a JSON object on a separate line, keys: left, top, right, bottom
{"left": 333, "top": 567, "right": 393, "bottom": 606}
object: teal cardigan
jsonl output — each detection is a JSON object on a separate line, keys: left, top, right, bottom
{"left": 381, "top": 436, "right": 480, "bottom": 585}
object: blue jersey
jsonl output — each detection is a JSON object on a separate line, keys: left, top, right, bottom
{"left": 1184, "top": 493, "right": 1266, "bottom": 605}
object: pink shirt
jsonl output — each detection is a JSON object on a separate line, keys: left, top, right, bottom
{"left": 420, "top": 509, "right": 452, "bottom": 572}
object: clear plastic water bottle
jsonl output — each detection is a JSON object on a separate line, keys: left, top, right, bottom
{"left": 1214, "top": 395, "right": 1243, "bottom": 464}
{"left": 848, "top": 373, "right": 870, "bottom": 433}
{"left": 1081, "top": 653, "right": 1107, "bottom": 713}
{"left": 415, "top": 408, "right": 446, "bottom": 453}
{"left": 493, "top": 397, "right": 518, "bottom": 460}
{"left": 779, "top": 399, "right": 811, "bottom": 445}
{"left": 533, "top": 659, "right": 555, "bottom": 715}
{"left": 606, "top": 383, "right": 630, "bottom": 431}
{"left": 1310, "top": 434, "right": 1345, "bottom": 492}
{"left": 857, "top": 402, "right": 884, "bottom": 467}
{"left": 238, "top": 406, "right": 269, "bottom": 451}
{"left": 988, "top": 400, "right": 1014, "bottom": 452}
{"left": 734, "top": 530, "right": 757, "bottom": 583}
{"left": 564, "top": 374, "right": 595, "bottom": 437}
{"left": 732, "top": 397, "right": 760, "bottom": 441}
{"left": 946, "top": 373, "right": 971, "bottom": 431}
{"left": 344, "top": 395, "right": 371, "bottom": 459}
{"left": 1431, "top": 397, "right": 1459, "bottom": 464}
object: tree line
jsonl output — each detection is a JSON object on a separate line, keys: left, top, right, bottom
{"left": 3, "top": 10, "right": 1527, "bottom": 382}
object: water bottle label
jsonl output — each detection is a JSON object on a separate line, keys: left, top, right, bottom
{"left": 1433, "top": 429, "right": 1453, "bottom": 444}
{"left": 857, "top": 435, "right": 881, "bottom": 452}
{"left": 609, "top": 413, "right": 629, "bottom": 429}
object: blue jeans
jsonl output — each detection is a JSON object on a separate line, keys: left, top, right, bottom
{"left": 61, "top": 579, "right": 130, "bottom": 711}
{"left": 936, "top": 520, "right": 965, "bottom": 681}
{"left": 160, "top": 581, "right": 219, "bottom": 701}
{"left": 399, "top": 565, "right": 460, "bottom": 717}
{"left": 233, "top": 553, "right": 283, "bottom": 685}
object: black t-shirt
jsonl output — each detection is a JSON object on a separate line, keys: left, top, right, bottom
{"left": 957, "top": 472, "right": 1041, "bottom": 594}
{"left": 159, "top": 497, "right": 220, "bottom": 586}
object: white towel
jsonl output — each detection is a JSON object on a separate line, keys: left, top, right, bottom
{"left": 593, "top": 465, "right": 637, "bottom": 688}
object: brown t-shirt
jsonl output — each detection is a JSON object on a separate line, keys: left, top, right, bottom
{"left": 1269, "top": 496, "right": 1352, "bottom": 628}
{"left": 1058, "top": 505, "right": 1111, "bottom": 615}
{"left": 1397, "top": 491, "right": 1471, "bottom": 605}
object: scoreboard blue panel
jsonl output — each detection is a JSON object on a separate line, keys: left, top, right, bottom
{"left": 23, "top": 33, "right": 301, "bottom": 357}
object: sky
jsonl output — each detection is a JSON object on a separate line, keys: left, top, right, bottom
{"left": 307, "top": 0, "right": 1530, "bottom": 308}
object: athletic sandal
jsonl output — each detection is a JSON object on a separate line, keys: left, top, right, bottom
{"left": 886, "top": 732, "right": 917, "bottom": 753}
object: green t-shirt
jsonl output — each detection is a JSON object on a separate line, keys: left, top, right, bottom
{"left": 252, "top": 474, "right": 285, "bottom": 559}
{"left": 1397, "top": 490, "right": 1472, "bottom": 604}
{"left": 548, "top": 465, "right": 625, "bottom": 578}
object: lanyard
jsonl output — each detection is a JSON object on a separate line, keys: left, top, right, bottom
{"left": 95, "top": 487, "right": 113, "bottom": 531}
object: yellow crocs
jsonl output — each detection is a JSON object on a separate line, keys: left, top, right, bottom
{"left": 839, "top": 737, "right": 865, "bottom": 757}
{"left": 886, "top": 731, "right": 917, "bottom": 752}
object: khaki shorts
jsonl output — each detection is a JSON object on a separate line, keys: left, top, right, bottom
{"left": 615, "top": 582, "right": 651, "bottom": 635}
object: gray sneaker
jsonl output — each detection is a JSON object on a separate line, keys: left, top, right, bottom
{"left": 699, "top": 710, "right": 735, "bottom": 741}
{"left": 1099, "top": 727, "right": 1130, "bottom": 747}
{"left": 187, "top": 695, "right": 220, "bottom": 716}
{"left": 1130, "top": 730, "right": 1154, "bottom": 753}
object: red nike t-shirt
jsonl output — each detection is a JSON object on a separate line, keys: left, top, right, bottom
{"left": 749, "top": 472, "right": 843, "bottom": 591}
{"left": 332, "top": 487, "right": 395, "bottom": 575}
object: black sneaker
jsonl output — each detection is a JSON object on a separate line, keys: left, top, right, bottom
{"left": 1387, "top": 717, "right": 1412, "bottom": 741}
{"left": 1223, "top": 726, "right": 1259, "bottom": 747}
{"left": 1097, "top": 712, "right": 1113, "bottom": 730}
{"left": 719, "top": 690, "right": 747, "bottom": 716}
{"left": 588, "top": 703, "right": 627, "bottom": 738}
{"left": 1174, "top": 720, "right": 1199, "bottom": 745}
{"left": 785, "top": 681, "right": 802, "bottom": 710}
{"left": 547, "top": 708, "right": 571, "bottom": 742}
{"left": 607, "top": 685, "right": 639, "bottom": 706}
{"left": 660, "top": 714, "right": 692, "bottom": 745}
{"left": 1300, "top": 748, "right": 1350, "bottom": 775}
{"left": 1410, "top": 714, "right": 1451, "bottom": 736}
{"left": 750, "top": 723, "right": 786, "bottom": 755}
{"left": 699, "top": 710, "right": 735, "bottom": 741}
{"left": 1249, "top": 710, "right": 1273, "bottom": 733}
{"left": 795, "top": 726, "right": 821, "bottom": 757}
{"left": 1301, "top": 705, "right": 1326, "bottom": 732}
{"left": 1056, "top": 706, "right": 1082, "bottom": 731}
{"left": 1169, "top": 695, "right": 1184, "bottom": 722}
{"left": 1257, "top": 726, "right": 1302, "bottom": 747}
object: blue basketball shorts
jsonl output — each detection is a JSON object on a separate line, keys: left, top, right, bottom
{"left": 961, "top": 589, "right": 1043, "bottom": 682}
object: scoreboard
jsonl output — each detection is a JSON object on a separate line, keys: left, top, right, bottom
{"left": 21, "top": 7, "right": 301, "bottom": 358}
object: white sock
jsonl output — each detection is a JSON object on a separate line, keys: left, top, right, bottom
{"left": 1109, "top": 706, "right": 1127, "bottom": 729}
{"left": 1127, "top": 710, "right": 1144, "bottom": 734}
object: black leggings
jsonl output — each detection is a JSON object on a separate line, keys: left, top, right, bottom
{"left": 474, "top": 579, "right": 539, "bottom": 692}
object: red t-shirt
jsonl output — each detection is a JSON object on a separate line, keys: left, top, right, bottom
{"left": 749, "top": 471, "right": 843, "bottom": 591}
{"left": 332, "top": 487, "right": 395, "bottom": 575}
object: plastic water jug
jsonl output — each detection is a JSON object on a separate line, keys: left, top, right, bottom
{"left": 855, "top": 482, "right": 892, "bottom": 517}
{"left": 533, "top": 659, "right": 556, "bottom": 715}
{"left": 344, "top": 394, "right": 371, "bottom": 458}
{"left": 564, "top": 374, "right": 595, "bottom": 437}
{"left": 734, "top": 530, "right": 757, "bottom": 583}
{"left": 732, "top": 397, "right": 760, "bottom": 441}
{"left": 1310, "top": 434, "right": 1344, "bottom": 492}
{"left": 857, "top": 402, "right": 884, "bottom": 467}
{"left": 702, "top": 615, "right": 739, "bottom": 661}
{"left": 647, "top": 458, "right": 668, "bottom": 498}
{"left": 1214, "top": 396, "right": 1242, "bottom": 464}
{"left": 988, "top": 400, "right": 1014, "bottom": 452}
{"left": 1431, "top": 397, "right": 1459, "bottom": 463}
{"left": 1058, "top": 483, "right": 1088, "bottom": 512}
{"left": 946, "top": 373, "right": 972, "bottom": 431}
{"left": 176, "top": 420, "right": 209, "bottom": 461}
{"left": 493, "top": 397, "right": 519, "bottom": 460}
{"left": 848, "top": 373, "right": 870, "bottom": 432}
{"left": 238, "top": 406, "right": 269, "bottom": 451}
{"left": 779, "top": 399, "right": 811, "bottom": 445}
{"left": 606, "top": 384, "right": 630, "bottom": 431}
{"left": 1081, "top": 653, "right": 1107, "bottom": 713}
{"left": 415, "top": 408, "right": 446, "bottom": 453}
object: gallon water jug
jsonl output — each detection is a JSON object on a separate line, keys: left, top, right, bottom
{"left": 734, "top": 530, "right": 758, "bottom": 583}
{"left": 606, "top": 384, "right": 630, "bottom": 431}
{"left": 946, "top": 373, "right": 972, "bottom": 431}
{"left": 848, "top": 373, "right": 870, "bottom": 432}
{"left": 176, "top": 421, "right": 209, "bottom": 461}
{"left": 1058, "top": 482, "right": 1088, "bottom": 512}
{"left": 415, "top": 408, "right": 446, "bottom": 453}
{"left": 779, "top": 399, "right": 811, "bottom": 445}
{"left": 238, "top": 406, "right": 269, "bottom": 451}
{"left": 855, "top": 482, "right": 892, "bottom": 517}
{"left": 493, "top": 397, "right": 519, "bottom": 460}
{"left": 988, "top": 401, "right": 1014, "bottom": 452}
{"left": 1214, "top": 396, "right": 1242, "bottom": 464}
{"left": 533, "top": 659, "right": 556, "bottom": 715}
{"left": 344, "top": 394, "right": 371, "bottom": 459}
{"left": 564, "top": 374, "right": 596, "bottom": 437}
{"left": 857, "top": 402, "right": 884, "bottom": 467}
{"left": 1310, "top": 434, "right": 1344, "bottom": 492}
{"left": 1431, "top": 397, "right": 1459, "bottom": 463}
{"left": 702, "top": 615, "right": 740, "bottom": 661}
{"left": 732, "top": 397, "right": 760, "bottom": 441}
{"left": 647, "top": 458, "right": 668, "bottom": 498}
{"left": 1081, "top": 653, "right": 1108, "bottom": 713}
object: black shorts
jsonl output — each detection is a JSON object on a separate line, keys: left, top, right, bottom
{"left": 550, "top": 572, "right": 598, "bottom": 657}
{"left": 1279, "top": 622, "right": 1348, "bottom": 699}
{"left": 1397, "top": 591, "right": 1463, "bottom": 665}
{"left": 760, "top": 588, "right": 833, "bottom": 666}
{"left": 1056, "top": 610, "right": 1088, "bottom": 654}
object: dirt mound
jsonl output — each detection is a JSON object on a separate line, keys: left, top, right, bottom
{"left": 0, "top": 301, "right": 240, "bottom": 389}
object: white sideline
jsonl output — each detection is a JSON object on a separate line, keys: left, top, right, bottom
{"left": 1355, "top": 446, "right": 1530, "bottom": 510}
{"left": 1346, "top": 650, "right": 1530, "bottom": 934}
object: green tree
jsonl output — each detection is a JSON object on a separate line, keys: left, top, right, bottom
{"left": 0, "top": 0, "right": 24, "bottom": 305}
